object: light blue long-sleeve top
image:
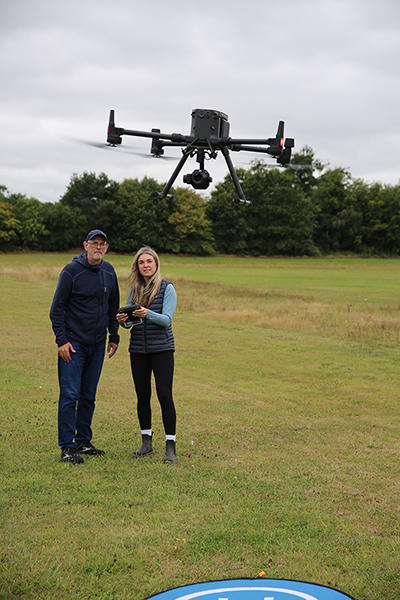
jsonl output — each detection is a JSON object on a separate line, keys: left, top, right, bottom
{"left": 122, "top": 283, "right": 177, "bottom": 329}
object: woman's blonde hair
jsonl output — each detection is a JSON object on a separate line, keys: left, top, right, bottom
{"left": 127, "top": 246, "right": 162, "bottom": 307}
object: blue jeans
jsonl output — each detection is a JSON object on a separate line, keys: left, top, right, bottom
{"left": 58, "top": 340, "right": 105, "bottom": 448}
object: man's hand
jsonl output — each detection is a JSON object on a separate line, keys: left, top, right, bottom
{"left": 58, "top": 342, "right": 76, "bottom": 363}
{"left": 107, "top": 342, "right": 118, "bottom": 358}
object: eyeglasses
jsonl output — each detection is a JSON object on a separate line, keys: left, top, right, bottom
{"left": 87, "top": 241, "right": 107, "bottom": 247}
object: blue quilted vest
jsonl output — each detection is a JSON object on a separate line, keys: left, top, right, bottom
{"left": 129, "top": 279, "right": 175, "bottom": 354}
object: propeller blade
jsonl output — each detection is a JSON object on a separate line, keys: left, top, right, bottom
{"left": 235, "top": 159, "right": 282, "bottom": 168}
{"left": 287, "top": 164, "right": 313, "bottom": 170}
{"left": 68, "top": 138, "right": 178, "bottom": 160}
{"left": 77, "top": 139, "right": 113, "bottom": 149}
{"left": 235, "top": 159, "right": 313, "bottom": 171}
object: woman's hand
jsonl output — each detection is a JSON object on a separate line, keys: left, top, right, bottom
{"left": 133, "top": 306, "right": 148, "bottom": 318}
{"left": 116, "top": 312, "right": 128, "bottom": 323}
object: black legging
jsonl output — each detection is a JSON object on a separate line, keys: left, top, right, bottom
{"left": 130, "top": 351, "right": 176, "bottom": 436}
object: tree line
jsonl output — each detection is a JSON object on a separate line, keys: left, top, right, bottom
{"left": 1, "top": 147, "right": 400, "bottom": 255}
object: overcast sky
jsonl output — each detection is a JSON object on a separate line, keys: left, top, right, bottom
{"left": 1, "top": 0, "right": 399, "bottom": 203}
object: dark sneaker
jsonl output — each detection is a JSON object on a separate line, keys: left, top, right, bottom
{"left": 60, "top": 447, "right": 84, "bottom": 464}
{"left": 76, "top": 441, "right": 105, "bottom": 456}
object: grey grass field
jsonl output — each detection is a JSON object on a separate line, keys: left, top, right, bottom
{"left": 0, "top": 253, "right": 399, "bottom": 600}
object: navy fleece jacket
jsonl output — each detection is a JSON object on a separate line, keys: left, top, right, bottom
{"left": 50, "top": 252, "right": 120, "bottom": 347}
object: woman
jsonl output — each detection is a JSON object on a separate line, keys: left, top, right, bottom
{"left": 116, "top": 247, "right": 177, "bottom": 463}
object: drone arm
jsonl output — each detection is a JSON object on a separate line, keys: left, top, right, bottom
{"left": 221, "top": 147, "right": 250, "bottom": 205}
{"left": 232, "top": 140, "right": 294, "bottom": 164}
{"left": 120, "top": 128, "right": 193, "bottom": 145}
{"left": 107, "top": 110, "right": 193, "bottom": 146}
{"left": 227, "top": 137, "right": 276, "bottom": 146}
{"left": 230, "top": 144, "right": 279, "bottom": 154}
{"left": 160, "top": 148, "right": 193, "bottom": 197}
{"left": 158, "top": 140, "right": 189, "bottom": 149}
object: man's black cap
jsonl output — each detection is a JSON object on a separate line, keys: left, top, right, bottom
{"left": 86, "top": 229, "right": 108, "bottom": 242}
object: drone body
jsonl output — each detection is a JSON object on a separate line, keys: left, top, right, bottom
{"left": 106, "top": 108, "right": 295, "bottom": 204}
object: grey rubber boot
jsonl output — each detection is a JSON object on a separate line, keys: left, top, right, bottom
{"left": 132, "top": 434, "right": 154, "bottom": 457}
{"left": 163, "top": 440, "right": 176, "bottom": 463}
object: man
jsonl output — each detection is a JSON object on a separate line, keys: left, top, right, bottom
{"left": 50, "top": 229, "right": 120, "bottom": 464}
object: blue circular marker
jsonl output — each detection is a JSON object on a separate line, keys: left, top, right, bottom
{"left": 144, "top": 578, "right": 356, "bottom": 600}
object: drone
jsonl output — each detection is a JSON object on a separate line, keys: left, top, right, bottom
{"left": 98, "top": 109, "right": 296, "bottom": 205}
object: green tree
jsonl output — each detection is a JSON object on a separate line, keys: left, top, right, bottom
{"left": 165, "top": 187, "right": 214, "bottom": 254}
{"left": 60, "top": 171, "right": 120, "bottom": 244}
{"left": 0, "top": 200, "right": 20, "bottom": 249}
{"left": 363, "top": 183, "right": 400, "bottom": 254}
{"left": 7, "top": 194, "right": 48, "bottom": 249}
{"left": 244, "top": 164, "right": 316, "bottom": 255}
{"left": 41, "top": 203, "right": 85, "bottom": 251}
{"left": 312, "top": 168, "right": 362, "bottom": 252}
{"left": 0, "top": 186, "right": 20, "bottom": 249}
{"left": 206, "top": 170, "right": 253, "bottom": 254}
{"left": 115, "top": 177, "right": 169, "bottom": 253}
{"left": 290, "top": 145, "right": 326, "bottom": 195}
{"left": 206, "top": 164, "right": 316, "bottom": 255}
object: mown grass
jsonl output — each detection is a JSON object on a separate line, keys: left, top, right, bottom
{"left": 0, "top": 252, "right": 399, "bottom": 600}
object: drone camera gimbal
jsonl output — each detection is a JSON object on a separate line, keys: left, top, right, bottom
{"left": 106, "top": 108, "right": 295, "bottom": 204}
